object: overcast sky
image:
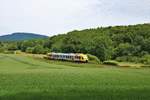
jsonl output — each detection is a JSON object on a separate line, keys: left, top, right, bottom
{"left": 0, "top": 0, "right": 150, "bottom": 36}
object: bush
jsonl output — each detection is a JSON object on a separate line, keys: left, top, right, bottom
{"left": 87, "top": 54, "right": 101, "bottom": 64}
{"left": 32, "top": 45, "right": 45, "bottom": 54}
{"left": 26, "top": 47, "right": 34, "bottom": 53}
{"left": 0, "top": 48, "right": 5, "bottom": 53}
{"left": 14, "top": 50, "right": 22, "bottom": 54}
{"left": 116, "top": 56, "right": 128, "bottom": 62}
{"left": 103, "top": 60, "right": 119, "bottom": 66}
{"left": 140, "top": 55, "right": 150, "bottom": 64}
{"left": 43, "top": 48, "right": 51, "bottom": 54}
{"left": 116, "top": 56, "right": 140, "bottom": 63}
{"left": 3, "top": 51, "right": 14, "bottom": 54}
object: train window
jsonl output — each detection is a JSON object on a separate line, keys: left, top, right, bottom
{"left": 75, "top": 56, "right": 80, "bottom": 59}
{"left": 75, "top": 56, "right": 77, "bottom": 59}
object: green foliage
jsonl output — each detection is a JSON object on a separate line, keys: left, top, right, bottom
{"left": 116, "top": 56, "right": 140, "bottom": 63}
{"left": 7, "top": 43, "right": 18, "bottom": 51}
{"left": 0, "top": 47, "right": 5, "bottom": 53}
{"left": 61, "top": 35, "right": 82, "bottom": 53}
{"left": 32, "top": 45, "right": 45, "bottom": 54}
{"left": 140, "top": 55, "right": 150, "bottom": 64}
{"left": 90, "top": 36, "right": 113, "bottom": 61}
{"left": 87, "top": 54, "right": 101, "bottom": 64}
{"left": 114, "top": 43, "right": 136, "bottom": 57}
{"left": 1, "top": 24, "right": 150, "bottom": 64}
{"left": 3, "top": 51, "right": 14, "bottom": 54}
{"left": 141, "top": 38, "right": 150, "bottom": 53}
{"left": 14, "top": 50, "right": 22, "bottom": 54}
{"left": 26, "top": 47, "right": 34, "bottom": 53}
{"left": 103, "top": 60, "right": 119, "bottom": 66}
{"left": 46, "top": 24, "right": 150, "bottom": 63}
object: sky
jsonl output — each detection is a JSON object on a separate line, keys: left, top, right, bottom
{"left": 0, "top": 0, "right": 150, "bottom": 36}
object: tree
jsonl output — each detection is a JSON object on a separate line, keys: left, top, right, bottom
{"left": 32, "top": 45, "right": 45, "bottom": 54}
{"left": 90, "top": 36, "right": 113, "bottom": 61}
{"left": 113, "top": 43, "right": 136, "bottom": 58}
{"left": 141, "top": 38, "right": 150, "bottom": 54}
{"left": 61, "top": 36, "right": 82, "bottom": 53}
{"left": 26, "top": 47, "right": 34, "bottom": 53}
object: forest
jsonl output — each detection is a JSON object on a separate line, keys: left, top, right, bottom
{"left": 0, "top": 24, "right": 150, "bottom": 64}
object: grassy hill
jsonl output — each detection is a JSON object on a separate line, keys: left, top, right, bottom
{"left": 0, "top": 54, "right": 150, "bottom": 100}
{"left": 0, "top": 33, "right": 48, "bottom": 41}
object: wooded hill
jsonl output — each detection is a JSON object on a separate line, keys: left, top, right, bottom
{"left": 47, "top": 24, "right": 150, "bottom": 63}
{"left": 0, "top": 24, "right": 150, "bottom": 64}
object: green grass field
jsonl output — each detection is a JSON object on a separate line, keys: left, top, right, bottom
{"left": 0, "top": 54, "right": 150, "bottom": 100}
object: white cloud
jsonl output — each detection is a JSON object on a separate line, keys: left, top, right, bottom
{"left": 0, "top": 0, "right": 150, "bottom": 36}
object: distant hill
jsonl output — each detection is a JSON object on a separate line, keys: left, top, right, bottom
{"left": 0, "top": 33, "right": 48, "bottom": 41}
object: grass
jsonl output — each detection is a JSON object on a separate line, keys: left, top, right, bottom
{"left": 0, "top": 54, "right": 150, "bottom": 100}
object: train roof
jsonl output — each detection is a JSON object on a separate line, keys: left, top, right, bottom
{"left": 48, "top": 53, "right": 87, "bottom": 56}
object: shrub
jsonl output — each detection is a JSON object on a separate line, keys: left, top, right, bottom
{"left": 32, "top": 45, "right": 45, "bottom": 54}
{"left": 0, "top": 48, "right": 5, "bottom": 53}
{"left": 26, "top": 47, "right": 34, "bottom": 53}
{"left": 14, "top": 50, "right": 22, "bottom": 54}
{"left": 116, "top": 56, "right": 140, "bottom": 63}
{"left": 140, "top": 55, "right": 150, "bottom": 65}
{"left": 103, "top": 60, "right": 119, "bottom": 66}
{"left": 87, "top": 54, "right": 101, "bottom": 64}
{"left": 3, "top": 51, "right": 14, "bottom": 54}
{"left": 116, "top": 56, "right": 128, "bottom": 62}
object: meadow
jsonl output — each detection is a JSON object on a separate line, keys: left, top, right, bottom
{"left": 0, "top": 54, "right": 150, "bottom": 100}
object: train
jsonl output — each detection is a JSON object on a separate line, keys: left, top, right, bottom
{"left": 46, "top": 53, "right": 89, "bottom": 63}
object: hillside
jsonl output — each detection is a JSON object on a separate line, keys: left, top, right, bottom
{"left": 0, "top": 24, "right": 150, "bottom": 64}
{"left": 46, "top": 24, "right": 150, "bottom": 63}
{"left": 0, "top": 32, "right": 48, "bottom": 41}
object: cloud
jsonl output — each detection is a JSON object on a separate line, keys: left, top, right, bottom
{"left": 0, "top": 0, "right": 150, "bottom": 36}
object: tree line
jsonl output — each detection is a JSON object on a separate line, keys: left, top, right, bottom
{"left": 0, "top": 24, "right": 150, "bottom": 64}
